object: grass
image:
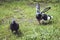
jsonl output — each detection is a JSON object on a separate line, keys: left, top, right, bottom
{"left": 0, "top": 1, "right": 60, "bottom": 40}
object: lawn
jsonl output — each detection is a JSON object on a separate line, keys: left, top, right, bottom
{"left": 0, "top": 1, "right": 60, "bottom": 40}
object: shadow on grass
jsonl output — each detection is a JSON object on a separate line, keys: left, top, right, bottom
{"left": 13, "top": 30, "right": 23, "bottom": 37}
{"left": 41, "top": 21, "right": 54, "bottom": 25}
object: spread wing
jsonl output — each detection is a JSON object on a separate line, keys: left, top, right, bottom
{"left": 41, "top": 7, "right": 51, "bottom": 13}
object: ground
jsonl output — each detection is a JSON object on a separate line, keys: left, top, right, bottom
{"left": 0, "top": 1, "right": 60, "bottom": 40}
